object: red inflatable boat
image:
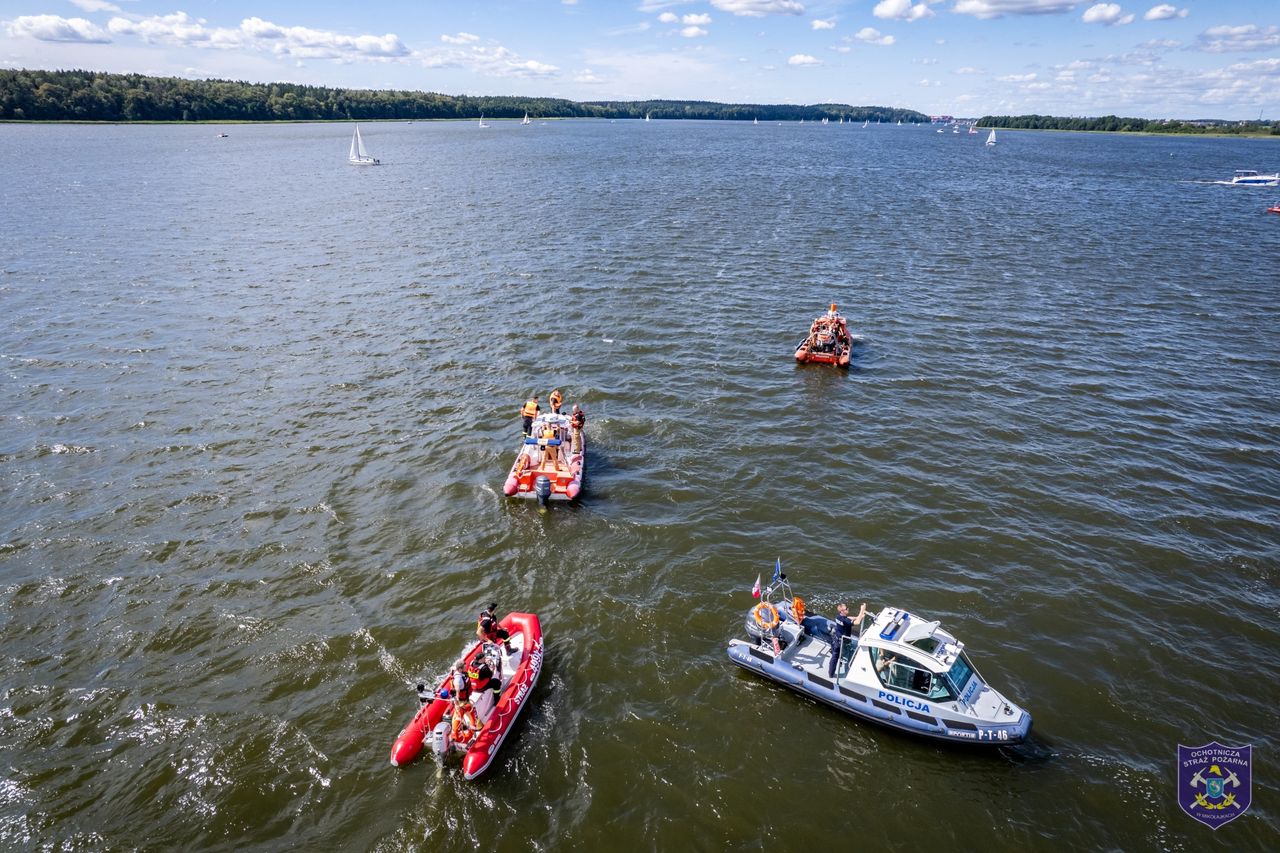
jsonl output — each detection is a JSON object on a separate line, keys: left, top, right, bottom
{"left": 795, "top": 304, "right": 853, "bottom": 368}
{"left": 390, "top": 612, "right": 544, "bottom": 780}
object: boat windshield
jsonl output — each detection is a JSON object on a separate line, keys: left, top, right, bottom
{"left": 946, "top": 653, "right": 977, "bottom": 697}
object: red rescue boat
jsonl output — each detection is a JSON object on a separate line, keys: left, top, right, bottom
{"left": 795, "top": 303, "right": 853, "bottom": 368}
{"left": 1268, "top": 202, "right": 1280, "bottom": 215}
{"left": 390, "top": 612, "right": 544, "bottom": 780}
{"left": 503, "top": 413, "right": 584, "bottom": 505}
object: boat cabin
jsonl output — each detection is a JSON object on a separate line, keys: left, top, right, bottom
{"left": 852, "top": 608, "right": 984, "bottom": 706}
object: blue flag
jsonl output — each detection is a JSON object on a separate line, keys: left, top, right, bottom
{"left": 771, "top": 557, "right": 782, "bottom": 584}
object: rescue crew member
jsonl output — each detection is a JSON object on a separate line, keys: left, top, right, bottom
{"left": 450, "top": 695, "right": 481, "bottom": 745}
{"left": 570, "top": 405, "right": 586, "bottom": 454}
{"left": 467, "top": 661, "right": 502, "bottom": 723}
{"left": 826, "top": 302, "right": 840, "bottom": 319}
{"left": 549, "top": 389, "right": 563, "bottom": 414}
{"left": 477, "top": 605, "right": 515, "bottom": 654}
{"left": 520, "top": 395, "right": 540, "bottom": 436}
{"left": 827, "top": 602, "right": 867, "bottom": 678}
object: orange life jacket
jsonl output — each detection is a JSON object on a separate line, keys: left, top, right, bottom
{"left": 549, "top": 391, "right": 562, "bottom": 409}
{"left": 451, "top": 703, "right": 480, "bottom": 743}
{"left": 521, "top": 399, "right": 539, "bottom": 417}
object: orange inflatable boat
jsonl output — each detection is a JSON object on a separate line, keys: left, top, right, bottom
{"left": 795, "top": 303, "right": 853, "bottom": 368}
{"left": 503, "top": 413, "right": 584, "bottom": 505}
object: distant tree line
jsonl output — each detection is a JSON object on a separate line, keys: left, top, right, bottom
{"left": 978, "top": 113, "right": 1280, "bottom": 135}
{"left": 0, "top": 69, "right": 930, "bottom": 124}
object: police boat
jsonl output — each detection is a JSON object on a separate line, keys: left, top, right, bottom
{"left": 728, "top": 575, "right": 1031, "bottom": 745}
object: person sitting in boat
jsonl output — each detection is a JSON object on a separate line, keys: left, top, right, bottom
{"left": 520, "top": 396, "right": 540, "bottom": 437}
{"left": 467, "top": 661, "right": 502, "bottom": 723}
{"left": 570, "top": 405, "right": 586, "bottom": 454}
{"left": 446, "top": 659, "right": 471, "bottom": 703}
{"left": 827, "top": 602, "right": 866, "bottom": 678}
{"left": 449, "top": 695, "right": 482, "bottom": 746}
{"left": 549, "top": 389, "right": 563, "bottom": 414}
{"left": 477, "top": 605, "right": 515, "bottom": 654}
{"left": 825, "top": 302, "right": 840, "bottom": 320}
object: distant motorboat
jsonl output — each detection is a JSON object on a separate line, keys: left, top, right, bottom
{"left": 952, "top": 126, "right": 960, "bottom": 133}
{"left": 215, "top": 132, "right": 228, "bottom": 138}
{"left": 1267, "top": 201, "right": 1280, "bottom": 214}
{"left": 1218, "top": 169, "right": 1279, "bottom": 187}
{"left": 348, "top": 125, "right": 379, "bottom": 166}
{"left": 986, "top": 128, "right": 997, "bottom": 146}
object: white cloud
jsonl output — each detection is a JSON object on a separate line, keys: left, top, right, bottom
{"left": 422, "top": 43, "right": 559, "bottom": 78}
{"left": 811, "top": 18, "right": 836, "bottom": 30}
{"left": 1143, "top": 4, "right": 1187, "bottom": 21}
{"left": 955, "top": 66, "right": 981, "bottom": 74}
{"left": 710, "top": 1, "right": 805, "bottom": 18}
{"left": 106, "top": 13, "right": 409, "bottom": 59}
{"left": 441, "top": 32, "right": 480, "bottom": 45}
{"left": 605, "top": 22, "right": 651, "bottom": 36}
{"left": 1140, "top": 38, "right": 1180, "bottom": 49}
{"left": 1082, "top": 4, "right": 1134, "bottom": 26}
{"left": 658, "top": 12, "right": 678, "bottom": 23}
{"left": 787, "top": 53, "right": 822, "bottom": 65}
{"left": 855, "top": 27, "right": 895, "bottom": 46}
{"left": 574, "top": 68, "right": 604, "bottom": 83}
{"left": 6, "top": 14, "right": 110, "bottom": 43}
{"left": 1197, "top": 24, "right": 1280, "bottom": 53}
{"left": 953, "top": 0, "right": 1077, "bottom": 19}
{"left": 683, "top": 13, "right": 713, "bottom": 25}
{"left": 69, "top": 0, "right": 122, "bottom": 12}
{"left": 873, "top": 0, "right": 936, "bottom": 22}
{"left": 681, "top": 26, "right": 708, "bottom": 37}
{"left": 997, "top": 72, "right": 1038, "bottom": 81}
{"left": 831, "top": 45, "right": 851, "bottom": 52}
{"left": 562, "top": 0, "right": 579, "bottom": 5}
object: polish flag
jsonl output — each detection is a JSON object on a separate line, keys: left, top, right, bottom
{"left": 751, "top": 574, "right": 761, "bottom": 598}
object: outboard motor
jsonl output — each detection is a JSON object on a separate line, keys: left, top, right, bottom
{"left": 430, "top": 721, "right": 451, "bottom": 760}
{"left": 534, "top": 475, "right": 552, "bottom": 506}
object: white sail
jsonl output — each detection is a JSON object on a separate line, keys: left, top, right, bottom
{"left": 478, "top": 114, "right": 489, "bottom": 128}
{"left": 349, "top": 125, "right": 378, "bottom": 165}
{"left": 522, "top": 112, "right": 531, "bottom": 125}
{"left": 986, "top": 128, "right": 996, "bottom": 146}
{"left": 862, "top": 120, "right": 868, "bottom": 128}
{"left": 753, "top": 117, "right": 758, "bottom": 125}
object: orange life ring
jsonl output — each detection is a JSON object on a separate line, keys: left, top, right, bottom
{"left": 752, "top": 602, "right": 780, "bottom": 630}
{"left": 792, "top": 597, "right": 806, "bottom": 622}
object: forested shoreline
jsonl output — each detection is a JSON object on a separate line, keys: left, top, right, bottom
{"left": 0, "top": 69, "right": 926, "bottom": 124}
{"left": 977, "top": 113, "right": 1280, "bottom": 136}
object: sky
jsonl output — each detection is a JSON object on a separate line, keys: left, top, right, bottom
{"left": 1, "top": 1, "right": 1277, "bottom": 119}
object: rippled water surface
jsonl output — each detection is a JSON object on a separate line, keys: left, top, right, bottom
{"left": 2, "top": 120, "right": 1278, "bottom": 850}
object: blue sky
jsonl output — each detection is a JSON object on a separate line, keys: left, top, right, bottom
{"left": 2, "top": 1, "right": 1277, "bottom": 118}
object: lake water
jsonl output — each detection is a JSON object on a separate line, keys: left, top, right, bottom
{"left": 1, "top": 119, "right": 1277, "bottom": 850}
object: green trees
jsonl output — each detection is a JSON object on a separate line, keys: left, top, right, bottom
{"left": 976, "top": 113, "right": 1278, "bottom": 135}
{"left": 0, "top": 69, "right": 930, "bottom": 124}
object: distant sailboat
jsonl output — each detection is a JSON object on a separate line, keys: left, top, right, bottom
{"left": 645, "top": 111, "right": 651, "bottom": 122}
{"left": 478, "top": 114, "right": 490, "bottom": 128}
{"left": 862, "top": 120, "right": 869, "bottom": 129}
{"left": 348, "top": 124, "right": 379, "bottom": 166}
{"left": 522, "top": 112, "right": 531, "bottom": 126}
{"left": 986, "top": 128, "right": 997, "bottom": 146}
{"left": 897, "top": 119, "right": 902, "bottom": 126}
{"left": 969, "top": 124, "right": 978, "bottom": 135}
{"left": 754, "top": 117, "right": 758, "bottom": 125}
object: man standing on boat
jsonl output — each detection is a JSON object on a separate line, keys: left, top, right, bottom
{"left": 828, "top": 602, "right": 866, "bottom": 679}
{"left": 549, "top": 389, "right": 563, "bottom": 415}
{"left": 570, "top": 404, "right": 586, "bottom": 454}
{"left": 520, "top": 395, "right": 540, "bottom": 436}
